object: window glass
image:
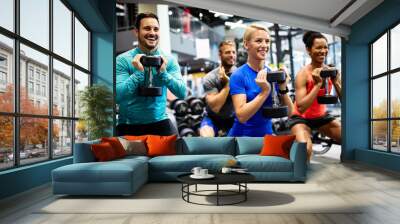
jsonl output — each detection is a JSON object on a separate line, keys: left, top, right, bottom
{"left": 372, "top": 34, "right": 387, "bottom": 76}
{"left": 74, "top": 69, "right": 89, "bottom": 118}
{"left": 0, "top": 35, "right": 14, "bottom": 113}
{"left": 53, "top": 119, "right": 72, "bottom": 158}
{"left": 372, "top": 121, "right": 388, "bottom": 151}
{"left": 20, "top": 0, "right": 49, "bottom": 49}
{"left": 372, "top": 77, "right": 387, "bottom": 119}
{"left": 75, "top": 120, "right": 88, "bottom": 143}
{"left": 53, "top": 0, "right": 72, "bottom": 60}
{"left": 53, "top": 59, "right": 72, "bottom": 116}
{"left": 391, "top": 24, "right": 400, "bottom": 70}
{"left": 20, "top": 44, "right": 49, "bottom": 115}
{"left": 391, "top": 72, "right": 400, "bottom": 118}
{"left": 0, "top": 116, "right": 13, "bottom": 170}
{"left": 20, "top": 117, "right": 49, "bottom": 165}
{"left": 74, "top": 18, "right": 89, "bottom": 70}
{"left": 391, "top": 120, "right": 400, "bottom": 153}
{"left": 0, "top": 0, "right": 14, "bottom": 31}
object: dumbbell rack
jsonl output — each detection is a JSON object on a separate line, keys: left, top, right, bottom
{"left": 170, "top": 97, "right": 205, "bottom": 137}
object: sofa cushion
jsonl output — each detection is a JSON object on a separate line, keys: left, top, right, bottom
{"left": 260, "top": 135, "right": 296, "bottom": 159}
{"left": 118, "top": 137, "right": 147, "bottom": 156}
{"left": 124, "top": 135, "right": 149, "bottom": 142}
{"left": 52, "top": 160, "right": 145, "bottom": 183}
{"left": 91, "top": 142, "right": 118, "bottom": 162}
{"left": 236, "top": 155, "right": 293, "bottom": 172}
{"left": 235, "top": 137, "right": 263, "bottom": 155}
{"left": 101, "top": 137, "right": 126, "bottom": 158}
{"left": 147, "top": 135, "right": 177, "bottom": 157}
{"left": 178, "top": 137, "right": 235, "bottom": 155}
{"left": 148, "top": 154, "right": 235, "bottom": 172}
{"left": 52, "top": 158, "right": 148, "bottom": 195}
{"left": 115, "top": 155, "right": 150, "bottom": 164}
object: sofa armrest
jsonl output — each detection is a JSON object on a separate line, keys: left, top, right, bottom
{"left": 289, "top": 142, "right": 307, "bottom": 181}
{"left": 73, "top": 140, "right": 100, "bottom": 163}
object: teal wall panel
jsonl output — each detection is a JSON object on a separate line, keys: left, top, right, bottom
{"left": 0, "top": 158, "right": 72, "bottom": 199}
{"left": 355, "top": 148, "right": 400, "bottom": 172}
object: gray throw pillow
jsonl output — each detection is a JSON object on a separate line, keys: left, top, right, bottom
{"left": 118, "top": 137, "right": 147, "bottom": 156}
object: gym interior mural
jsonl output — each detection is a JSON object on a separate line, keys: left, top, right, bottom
{"left": 115, "top": 1, "right": 345, "bottom": 158}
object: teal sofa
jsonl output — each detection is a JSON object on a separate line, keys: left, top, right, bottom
{"left": 52, "top": 137, "right": 307, "bottom": 196}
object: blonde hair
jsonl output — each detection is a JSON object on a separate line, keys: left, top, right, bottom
{"left": 243, "top": 24, "right": 270, "bottom": 42}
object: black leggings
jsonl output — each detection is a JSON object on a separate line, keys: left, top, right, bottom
{"left": 116, "top": 119, "right": 178, "bottom": 136}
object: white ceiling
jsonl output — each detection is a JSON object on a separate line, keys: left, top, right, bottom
{"left": 164, "top": 0, "right": 384, "bottom": 38}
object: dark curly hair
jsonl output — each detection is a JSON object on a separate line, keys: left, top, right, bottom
{"left": 135, "top": 12, "right": 159, "bottom": 30}
{"left": 302, "top": 31, "right": 327, "bottom": 49}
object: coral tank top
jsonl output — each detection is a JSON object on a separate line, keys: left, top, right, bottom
{"left": 292, "top": 70, "right": 333, "bottom": 119}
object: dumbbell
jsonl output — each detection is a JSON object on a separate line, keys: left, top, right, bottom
{"left": 186, "top": 96, "right": 205, "bottom": 115}
{"left": 178, "top": 122, "right": 195, "bottom": 137}
{"left": 184, "top": 114, "right": 195, "bottom": 127}
{"left": 190, "top": 114, "right": 203, "bottom": 130}
{"left": 170, "top": 99, "right": 189, "bottom": 116}
{"left": 317, "top": 68, "right": 338, "bottom": 104}
{"left": 175, "top": 115, "right": 185, "bottom": 124}
{"left": 262, "top": 71, "right": 288, "bottom": 118}
{"left": 138, "top": 56, "right": 162, "bottom": 96}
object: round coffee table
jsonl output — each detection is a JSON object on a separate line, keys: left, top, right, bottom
{"left": 177, "top": 172, "right": 255, "bottom": 206}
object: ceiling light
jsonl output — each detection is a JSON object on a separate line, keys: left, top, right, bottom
{"left": 116, "top": 3, "right": 124, "bottom": 10}
{"left": 209, "top": 10, "right": 233, "bottom": 18}
{"left": 225, "top": 20, "right": 246, "bottom": 29}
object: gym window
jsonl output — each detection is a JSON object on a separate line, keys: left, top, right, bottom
{"left": 370, "top": 22, "right": 400, "bottom": 154}
{"left": 0, "top": 0, "right": 91, "bottom": 171}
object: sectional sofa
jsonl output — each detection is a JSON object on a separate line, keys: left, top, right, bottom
{"left": 52, "top": 137, "right": 307, "bottom": 196}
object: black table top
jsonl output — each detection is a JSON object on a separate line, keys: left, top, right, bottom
{"left": 177, "top": 172, "right": 255, "bottom": 185}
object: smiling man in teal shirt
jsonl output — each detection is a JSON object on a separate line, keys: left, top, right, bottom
{"left": 116, "top": 12, "right": 186, "bottom": 136}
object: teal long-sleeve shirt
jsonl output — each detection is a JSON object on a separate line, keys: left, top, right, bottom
{"left": 116, "top": 48, "right": 186, "bottom": 125}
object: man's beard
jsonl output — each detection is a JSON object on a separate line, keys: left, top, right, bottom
{"left": 138, "top": 35, "right": 158, "bottom": 51}
{"left": 221, "top": 59, "right": 235, "bottom": 69}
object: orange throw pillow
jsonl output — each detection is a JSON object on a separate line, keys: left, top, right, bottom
{"left": 146, "top": 135, "right": 177, "bottom": 157}
{"left": 260, "top": 135, "right": 296, "bottom": 159}
{"left": 91, "top": 142, "right": 117, "bottom": 161}
{"left": 101, "top": 137, "right": 126, "bottom": 158}
{"left": 124, "top": 135, "right": 149, "bottom": 142}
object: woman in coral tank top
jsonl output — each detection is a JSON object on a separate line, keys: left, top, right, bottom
{"left": 288, "top": 31, "right": 342, "bottom": 160}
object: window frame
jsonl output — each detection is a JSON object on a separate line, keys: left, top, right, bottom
{"left": 370, "top": 20, "right": 400, "bottom": 154}
{"left": 0, "top": 0, "right": 92, "bottom": 171}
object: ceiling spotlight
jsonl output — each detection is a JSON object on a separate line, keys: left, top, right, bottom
{"left": 168, "top": 10, "right": 173, "bottom": 16}
{"left": 225, "top": 19, "right": 246, "bottom": 29}
{"left": 209, "top": 10, "right": 233, "bottom": 18}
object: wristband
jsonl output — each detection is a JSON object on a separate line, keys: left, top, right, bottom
{"left": 278, "top": 87, "right": 289, "bottom": 95}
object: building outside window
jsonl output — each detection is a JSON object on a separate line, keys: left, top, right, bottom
{"left": 0, "top": 54, "right": 7, "bottom": 89}
{"left": 42, "top": 85, "right": 46, "bottom": 97}
{"left": 35, "top": 83, "right": 40, "bottom": 95}
{"left": 0, "top": 54, "right": 7, "bottom": 67}
{"left": 0, "top": 71, "right": 6, "bottom": 85}
{"left": 28, "top": 81, "right": 34, "bottom": 94}
{"left": 41, "top": 73, "right": 46, "bottom": 83}
{"left": 28, "top": 66, "right": 34, "bottom": 80}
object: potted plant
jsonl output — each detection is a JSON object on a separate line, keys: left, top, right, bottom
{"left": 79, "top": 84, "right": 113, "bottom": 140}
